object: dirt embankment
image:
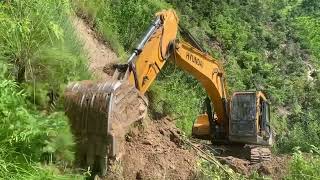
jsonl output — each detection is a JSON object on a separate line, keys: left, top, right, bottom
{"left": 72, "top": 16, "right": 118, "bottom": 80}
{"left": 194, "top": 141, "right": 291, "bottom": 179}
{"left": 108, "top": 117, "right": 198, "bottom": 180}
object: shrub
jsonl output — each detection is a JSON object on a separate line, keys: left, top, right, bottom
{"left": 148, "top": 65, "right": 205, "bottom": 135}
{"left": 0, "top": 76, "right": 81, "bottom": 179}
{"left": 71, "top": 0, "right": 170, "bottom": 59}
{"left": 0, "top": 0, "right": 89, "bottom": 178}
{"left": 0, "top": 0, "right": 89, "bottom": 105}
{"left": 285, "top": 148, "right": 320, "bottom": 180}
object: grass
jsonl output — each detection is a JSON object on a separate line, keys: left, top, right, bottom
{"left": 0, "top": 0, "right": 90, "bottom": 178}
{"left": 285, "top": 147, "right": 320, "bottom": 180}
{"left": 0, "top": 0, "right": 89, "bottom": 105}
{"left": 148, "top": 65, "right": 206, "bottom": 135}
{"left": 71, "top": 0, "right": 170, "bottom": 60}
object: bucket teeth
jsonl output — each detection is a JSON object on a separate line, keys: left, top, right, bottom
{"left": 63, "top": 80, "right": 148, "bottom": 175}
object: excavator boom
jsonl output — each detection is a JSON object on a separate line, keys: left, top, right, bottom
{"left": 123, "top": 10, "right": 229, "bottom": 137}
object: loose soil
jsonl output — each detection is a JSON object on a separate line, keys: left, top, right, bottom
{"left": 72, "top": 16, "right": 118, "bottom": 80}
{"left": 108, "top": 117, "right": 198, "bottom": 180}
{"left": 193, "top": 140, "right": 291, "bottom": 179}
{"left": 219, "top": 155, "right": 290, "bottom": 179}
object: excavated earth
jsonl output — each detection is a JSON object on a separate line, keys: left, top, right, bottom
{"left": 193, "top": 141, "right": 291, "bottom": 179}
{"left": 71, "top": 15, "right": 291, "bottom": 179}
{"left": 108, "top": 117, "right": 198, "bottom": 180}
{"left": 219, "top": 154, "right": 290, "bottom": 179}
{"left": 72, "top": 16, "right": 118, "bottom": 80}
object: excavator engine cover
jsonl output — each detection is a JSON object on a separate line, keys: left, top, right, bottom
{"left": 64, "top": 80, "right": 147, "bottom": 175}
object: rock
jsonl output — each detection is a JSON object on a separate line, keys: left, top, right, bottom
{"left": 142, "top": 139, "right": 152, "bottom": 145}
{"left": 136, "top": 170, "right": 143, "bottom": 180}
{"left": 169, "top": 130, "right": 182, "bottom": 146}
{"left": 169, "top": 164, "right": 176, "bottom": 170}
{"left": 258, "top": 164, "right": 272, "bottom": 175}
{"left": 159, "top": 129, "right": 165, "bottom": 135}
{"left": 125, "top": 135, "right": 132, "bottom": 142}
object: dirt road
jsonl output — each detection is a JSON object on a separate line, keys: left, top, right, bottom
{"left": 72, "top": 16, "right": 118, "bottom": 80}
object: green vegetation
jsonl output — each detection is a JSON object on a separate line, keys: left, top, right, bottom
{"left": 2, "top": 0, "right": 320, "bottom": 178}
{"left": 149, "top": 69, "right": 205, "bottom": 133}
{"left": 0, "top": 76, "right": 81, "bottom": 179}
{"left": 71, "top": 0, "right": 170, "bottom": 58}
{"left": 197, "top": 159, "right": 243, "bottom": 180}
{"left": 286, "top": 147, "right": 320, "bottom": 180}
{"left": 0, "top": 0, "right": 89, "bottom": 107}
{"left": 0, "top": 0, "right": 87, "bottom": 178}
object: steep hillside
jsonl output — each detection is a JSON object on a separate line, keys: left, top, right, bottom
{"left": 72, "top": 0, "right": 320, "bottom": 179}
{"left": 67, "top": 13, "right": 289, "bottom": 180}
{"left": 71, "top": 16, "right": 118, "bottom": 80}
{"left": 1, "top": 0, "right": 320, "bottom": 179}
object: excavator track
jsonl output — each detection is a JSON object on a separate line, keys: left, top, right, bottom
{"left": 250, "top": 146, "right": 271, "bottom": 164}
{"left": 189, "top": 139, "right": 271, "bottom": 164}
{"left": 64, "top": 80, "right": 147, "bottom": 176}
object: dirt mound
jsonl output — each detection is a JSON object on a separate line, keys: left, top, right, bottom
{"left": 219, "top": 153, "right": 290, "bottom": 179}
{"left": 192, "top": 141, "right": 290, "bottom": 179}
{"left": 254, "top": 155, "right": 290, "bottom": 180}
{"left": 107, "top": 117, "right": 198, "bottom": 180}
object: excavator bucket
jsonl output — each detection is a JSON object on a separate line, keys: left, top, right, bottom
{"left": 64, "top": 79, "right": 147, "bottom": 175}
{"left": 63, "top": 11, "right": 164, "bottom": 175}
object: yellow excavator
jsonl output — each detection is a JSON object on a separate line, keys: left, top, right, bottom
{"left": 64, "top": 9, "right": 272, "bottom": 175}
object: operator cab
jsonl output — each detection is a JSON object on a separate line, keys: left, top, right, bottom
{"left": 192, "top": 91, "right": 272, "bottom": 146}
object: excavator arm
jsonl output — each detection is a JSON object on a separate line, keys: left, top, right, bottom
{"left": 123, "top": 10, "right": 229, "bottom": 137}
{"left": 125, "top": 9, "right": 179, "bottom": 93}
